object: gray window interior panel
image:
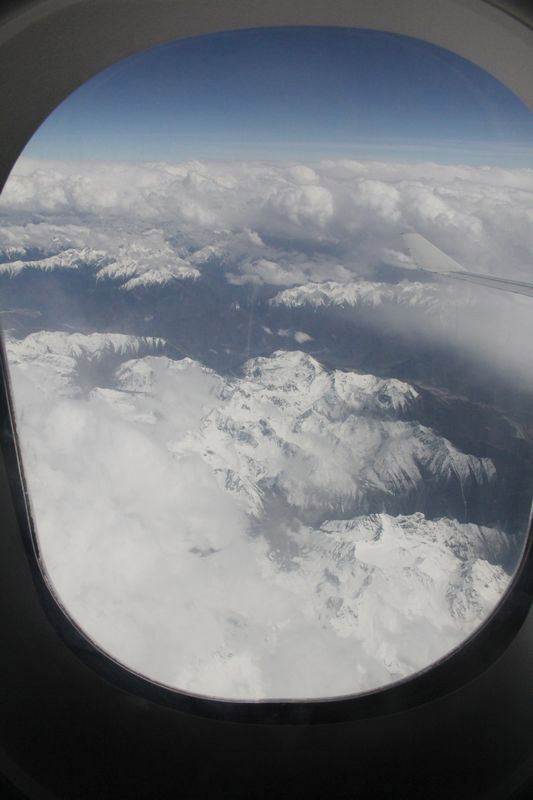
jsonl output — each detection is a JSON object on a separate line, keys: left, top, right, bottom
{"left": 0, "top": 2, "right": 532, "bottom": 798}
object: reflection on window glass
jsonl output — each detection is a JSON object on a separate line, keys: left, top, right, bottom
{"left": 1, "top": 27, "right": 532, "bottom": 700}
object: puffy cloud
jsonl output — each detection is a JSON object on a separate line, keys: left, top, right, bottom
{"left": 227, "top": 258, "right": 309, "bottom": 287}
{"left": 2, "top": 157, "right": 532, "bottom": 290}
{"left": 265, "top": 183, "right": 334, "bottom": 229}
{"left": 275, "top": 329, "right": 313, "bottom": 343}
{"left": 293, "top": 331, "right": 312, "bottom": 343}
{"left": 285, "top": 165, "right": 320, "bottom": 185}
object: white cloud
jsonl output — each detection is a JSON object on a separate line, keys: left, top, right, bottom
{"left": 2, "top": 157, "right": 532, "bottom": 291}
{"left": 293, "top": 331, "right": 312, "bottom": 343}
{"left": 227, "top": 258, "right": 309, "bottom": 287}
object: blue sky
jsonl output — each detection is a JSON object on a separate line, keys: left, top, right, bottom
{"left": 24, "top": 27, "right": 533, "bottom": 166}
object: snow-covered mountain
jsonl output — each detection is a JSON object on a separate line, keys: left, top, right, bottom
{"left": 7, "top": 331, "right": 167, "bottom": 395}
{"left": 117, "top": 350, "right": 494, "bottom": 520}
{"left": 4, "top": 333, "right": 514, "bottom": 698}
{"left": 0, "top": 242, "right": 200, "bottom": 289}
{"left": 276, "top": 512, "right": 510, "bottom": 685}
{"left": 270, "top": 278, "right": 476, "bottom": 312}
{"left": 95, "top": 243, "right": 200, "bottom": 289}
{"left": 0, "top": 247, "right": 107, "bottom": 276}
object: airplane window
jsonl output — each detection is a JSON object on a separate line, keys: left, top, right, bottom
{"left": 0, "top": 26, "right": 532, "bottom": 701}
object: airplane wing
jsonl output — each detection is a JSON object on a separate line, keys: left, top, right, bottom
{"left": 402, "top": 232, "right": 533, "bottom": 298}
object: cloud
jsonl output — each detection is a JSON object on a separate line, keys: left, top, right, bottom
{"left": 276, "top": 329, "right": 313, "bottom": 343}
{"left": 227, "top": 258, "right": 310, "bottom": 287}
{"left": 1, "top": 156, "right": 532, "bottom": 291}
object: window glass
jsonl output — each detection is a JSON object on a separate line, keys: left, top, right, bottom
{"left": 1, "top": 27, "right": 532, "bottom": 700}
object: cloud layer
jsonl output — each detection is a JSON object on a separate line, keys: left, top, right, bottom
{"left": 2, "top": 157, "right": 532, "bottom": 287}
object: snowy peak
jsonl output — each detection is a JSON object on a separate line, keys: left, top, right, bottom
{"left": 98, "top": 349, "right": 493, "bottom": 520}
{"left": 243, "top": 350, "right": 419, "bottom": 416}
{"left": 8, "top": 330, "right": 166, "bottom": 361}
{"left": 243, "top": 350, "right": 324, "bottom": 394}
{"left": 95, "top": 243, "right": 200, "bottom": 289}
{"left": 0, "top": 247, "right": 107, "bottom": 276}
{"left": 0, "top": 241, "right": 201, "bottom": 289}
{"left": 270, "top": 279, "right": 458, "bottom": 310}
{"left": 294, "top": 511, "right": 511, "bottom": 672}
{"left": 6, "top": 331, "right": 167, "bottom": 396}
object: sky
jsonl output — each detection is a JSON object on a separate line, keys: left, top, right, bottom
{"left": 22, "top": 26, "right": 533, "bottom": 166}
